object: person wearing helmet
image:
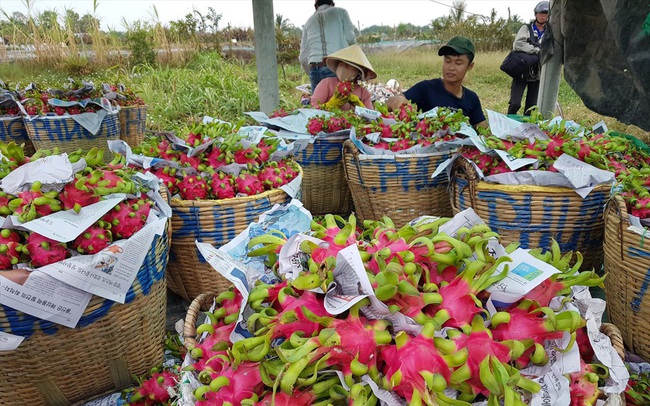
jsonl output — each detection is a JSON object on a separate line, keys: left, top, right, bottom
{"left": 311, "top": 44, "right": 376, "bottom": 111}
{"left": 506, "top": 1, "right": 549, "bottom": 115}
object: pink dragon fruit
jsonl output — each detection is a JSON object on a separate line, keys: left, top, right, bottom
{"left": 257, "top": 166, "right": 284, "bottom": 190}
{"left": 125, "top": 367, "right": 179, "bottom": 406}
{"left": 256, "top": 139, "right": 278, "bottom": 163}
{"left": 206, "top": 146, "right": 233, "bottom": 169}
{"left": 254, "top": 389, "right": 317, "bottom": 406}
{"left": 71, "top": 224, "right": 112, "bottom": 255}
{"left": 178, "top": 175, "right": 209, "bottom": 200}
{"left": 59, "top": 177, "right": 100, "bottom": 213}
{"left": 8, "top": 181, "right": 62, "bottom": 222}
{"left": 194, "top": 361, "right": 264, "bottom": 406}
{"left": 23, "top": 233, "right": 69, "bottom": 267}
{"left": 150, "top": 166, "right": 180, "bottom": 195}
{"left": 380, "top": 322, "right": 467, "bottom": 403}
{"left": 307, "top": 117, "right": 325, "bottom": 135}
{"left": 102, "top": 199, "right": 152, "bottom": 240}
{"left": 177, "top": 152, "right": 203, "bottom": 169}
{"left": 209, "top": 172, "right": 236, "bottom": 199}
{"left": 234, "top": 147, "right": 259, "bottom": 165}
{"left": 0, "top": 192, "right": 13, "bottom": 216}
{"left": 0, "top": 229, "right": 22, "bottom": 270}
{"left": 568, "top": 360, "right": 605, "bottom": 406}
{"left": 235, "top": 172, "right": 264, "bottom": 196}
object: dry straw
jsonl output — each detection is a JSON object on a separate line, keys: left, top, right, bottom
{"left": 0, "top": 221, "right": 171, "bottom": 405}
{"left": 295, "top": 136, "right": 353, "bottom": 216}
{"left": 450, "top": 158, "right": 608, "bottom": 273}
{"left": 342, "top": 140, "right": 453, "bottom": 227}
{"left": 603, "top": 195, "right": 650, "bottom": 360}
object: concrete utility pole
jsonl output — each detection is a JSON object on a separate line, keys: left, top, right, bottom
{"left": 252, "top": 0, "right": 280, "bottom": 114}
{"left": 537, "top": 0, "right": 563, "bottom": 118}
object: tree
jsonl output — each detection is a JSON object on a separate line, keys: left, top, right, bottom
{"left": 64, "top": 9, "right": 80, "bottom": 32}
{"left": 206, "top": 7, "right": 221, "bottom": 34}
{"left": 449, "top": 0, "right": 467, "bottom": 26}
{"left": 79, "top": 14, "right": 99, "bottom": 33}
{"left": 275, "top": 14, "right": 299, "bottom": 80}
{"left": 37, "top": 10, "right": 60, "bottom": 31}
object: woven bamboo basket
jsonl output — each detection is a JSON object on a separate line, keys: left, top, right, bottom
{"left": 0, "top": 115, "right": 35, "bottom": 156}
{"left": 167, "top": 169, "right": 301, "bottom": 302}
{"left": 342, "top": 140, "right": 453, "bottom": 227}
{"left": 450, "top": 158, "right": 608, "bottom": 273}
{"left": 0, "top": 220, "right": 170, "bottom": 406}
{"left": 603, "top": 195, "right": 650, "bottom": 360}
{"left": 295, "top": 136, "right": 352, "bottom": 215}
{"left": 118, "top": 105, "right": 147, "bottom": 147}
{"left": 23, "top": 111, "right": 120, "bottom": 163}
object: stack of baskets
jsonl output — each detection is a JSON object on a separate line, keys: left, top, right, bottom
{"left": 295, "top": 135, "right": 353, "bottom": 215}
{"left": 603, "top": 194, "right": 650, "bottom": 360}
{"left": 449, "top": 158, "right": 609, "bottom": 273}
{"left": 342, "top": 140, "right": 453, "bottom": 227}
{"left": 0, "top": 221, "right": 171, "bottom": 406}
{"left": 166, "top": 168, "right": 301, "bottom": 302}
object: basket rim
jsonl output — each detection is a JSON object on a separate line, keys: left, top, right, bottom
{"left": 24, "top": 110, "right": 120, "bottom": 120}
{"left": 342, "top": 139, "right": 452, "bottom": 160}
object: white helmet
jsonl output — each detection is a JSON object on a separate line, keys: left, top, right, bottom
{"left": 535, "top": 1, "right": 550, "bottom": 13}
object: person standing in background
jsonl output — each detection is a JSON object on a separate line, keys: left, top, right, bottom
{"left": 299, "top": 0, "right": 357, "bottom": 93}
{"left": 506, "top": 1, "right": 549, "bottom": 115}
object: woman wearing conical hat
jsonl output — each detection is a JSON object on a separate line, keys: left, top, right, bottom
{"left": 311, "top": 44, "right": 376, "bottom": 111}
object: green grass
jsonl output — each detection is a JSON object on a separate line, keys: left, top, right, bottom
{"left": 0, "top": 49, "right": 647, "bottom": 141}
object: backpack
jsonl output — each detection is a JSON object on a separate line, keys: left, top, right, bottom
{"left": 500, "top": 24, "right": 542, "bottom": 81}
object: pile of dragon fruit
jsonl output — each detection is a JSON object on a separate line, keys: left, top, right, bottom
{"left": 461, "top": 119, "right": 650, "bottom": 220}
{"left": 123, "top": 214, "right": 619, "bottom": 406}
{"left": 133, "top": 121, "right": 300, "bottom": 201}
{"left": 0, "top": 142, "right": 156, "bottom": 270}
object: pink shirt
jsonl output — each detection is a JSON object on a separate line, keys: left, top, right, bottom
{"left": 311, "top": 77, "right": 373, "bottom": 111}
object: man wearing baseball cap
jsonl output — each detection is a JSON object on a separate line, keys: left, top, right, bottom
{"left": 387, "top": 36, "right": 487, "bottom": 128}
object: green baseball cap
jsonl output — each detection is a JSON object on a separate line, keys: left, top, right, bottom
{"left": 438, "top": 36, "right": 475, "bottom": 58}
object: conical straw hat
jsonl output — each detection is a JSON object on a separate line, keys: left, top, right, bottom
{"left": 325, "top": 44, "right": 377, "bottom": 81}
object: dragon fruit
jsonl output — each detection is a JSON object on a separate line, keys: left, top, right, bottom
{"left": 0, "top": 192, "right": 13, "bottom": 216}
{"left": 256, "top": 139, "right": 278, "bottom": 163}
{"left": 194, "top": 361, "right": 264, "bottom": 406}
{"left": 568, "top": 360, "right": 606, "bottom": 406}
{"left": 0, "top": 229, "right": 23, "bottom": 270}
{"left": 336, "top": 81, "right": 354, "bottom": 98}
{"left": 307, "top": 117, "right": 325, "bottom": 135}
{"left": 125, "top": 367, "right": 179, "bottom": 406}
{"left": 380, "top": 322, "right": 467, "bottom": 403}
{"left": 178, "top": 151, "right": 203, "bottom": 169}
{"left": 178, "top": 175, "right": 209, "bottom": 200}
{"left": 102, "top": 199, "right": 152, "bottom": 240}
{"left": 257, "top": 166, "right": 284, "bottom": 190}
{"left": 151, "top": 166, "right": 180, "bottom": 195}
{"left": 209, "top": 172, "right": 236, "bottom": 199}
{"left": 71, "top": 224, "right": 112, "bottom": 255}
{"left": 8, "top": 181, "right": 62, "bottom": 222}
{"left": 59, "top": 177, "right": 100, "bottom": 213}
{"left": 23, "top": 233, "right": 69, "bottom": 267}
{"left": 253, "top": 389, "right": 317, "bottom": 406}
{"left": 235, "top": 172, "right": 264, "bottom": 196}
{"left": 234, "top": 147, "right": 259, "bottom": 165}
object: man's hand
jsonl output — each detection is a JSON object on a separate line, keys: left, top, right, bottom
{"left": 386, "top": 95, "right": 408, "bottom": 111}
{"left": 348, "top": 94, "right": 365, "bottom": 107}
{"left": 322, "top": 92, "right": 349, "bottom": 111}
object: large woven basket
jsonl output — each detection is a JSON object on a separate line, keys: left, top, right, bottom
{"left": 342, "top": 140, "right": 453, "bottom": 227}
{"left": 167, "top": 175, "right": 300, "bottom": 302}
{"left": 23, "top": 111, "right": 120, "bottom": 163}
{"left": 0, "top": 220, "right": 170, "bottom": 406}
{"left": 450, "top": 158, "right": 608, "bottom": 273}
{"left": 295, "top": 136, "right": 352, "bottom": 215}
{"left": 603, "top": 195, "right": 650, "bottom": 360}
{"left": 118, "top": 105, "right": 147, "bottom": 146}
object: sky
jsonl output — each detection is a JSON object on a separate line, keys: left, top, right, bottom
{"left": 0, "top": 0, "right": 540, "bottom": 31}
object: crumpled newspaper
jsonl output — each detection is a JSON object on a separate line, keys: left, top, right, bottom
{"left": 363, "top": 79, "right": 401, "bottom": 103}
